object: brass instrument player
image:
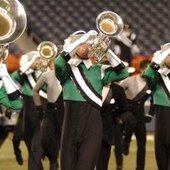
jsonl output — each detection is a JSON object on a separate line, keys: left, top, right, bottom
{"left": 142, "top": 43, "right": 170, "bottom": 170}
{"left": 32, "top": 42, "right": 64, "bottom": 170}
{"left": 54, "top": 11, "right": 129, "bottom": 170}
{"left": 119, "top": 60, "right": 153, "bottom": 170}
{"left": 0, "top": 0, "right": 26, "bottom": 110}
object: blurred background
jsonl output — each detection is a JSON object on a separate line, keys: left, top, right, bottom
{"left": 15, "top": 0, "right": 170, "bottom": 54}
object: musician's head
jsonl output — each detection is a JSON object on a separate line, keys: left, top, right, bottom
{"left": 161, "top": 43, "right": 170, "bottom": 69}
{"left": 20, "top": 51, "right": 41, "bottom": 70}
{"left": 75, "top": 43, "right": 90, "bottom": 60}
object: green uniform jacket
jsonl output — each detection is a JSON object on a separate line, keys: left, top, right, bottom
{"left": 0, "top": 70, "right": 39, "bottom": 110}
{"left": 0, "top": 86, "right": 22, "bottom": 110}
{"left": 55, "top": 54, "right": 129, "bottom": 102}
{"left": 142, "top": 65, "right": 170, "bottom": 107}
{"left": 11, "top": 70, "right": 33, "bottom": 96}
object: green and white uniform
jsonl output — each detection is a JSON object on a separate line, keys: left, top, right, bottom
{"left": 10, "top": 70, "right": 45, "bottom": 170}
{"left": 55, "top": 51, "right": 129, "bottom": 170}
{"left": 55, "top": 53, "right": 129, "bottom": 103}
{"left": 142, "top": 65, "right": 170, "bottom": 170}
{"left": 0, "top": 85, "right": 22, "bottom": 110}
{"left": 142, "top": 66, "right": 170, "bottom": 107}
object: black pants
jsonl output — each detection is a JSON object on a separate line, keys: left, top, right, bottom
{"left": 0, "top": 125, "right": 8, "bottom": 147}
{"left": 123, "top": 120, "right": 146, "bottom": 170}
{"left": 96, "top": 123, "right": 123, "bottom": 170}
{"left": 41, "top": 102, "right": 64, "bottom": 164}
{"left": 0, "top": 106, "right": 8, "bottom": 147}
{"left": 22, "top": 96, "right": 43, "bottom": 170}
{"left": 154, "top": 106, "right": 170, "bottom": 170}
{"left": 60, "top": 101, "right": 102, "bottom": 170}
{"left": 12, "top": 109, "right": 23, "bottom": 161}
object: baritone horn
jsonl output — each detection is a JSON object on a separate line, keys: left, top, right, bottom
{"left": 37, "top": 41, "right": 58, "bottom": 71}
{"left": 0, "top": 0, "right": 27, "bottom": 62}
{"left": 88, "top": 11, "right": 124, "bottom": 62}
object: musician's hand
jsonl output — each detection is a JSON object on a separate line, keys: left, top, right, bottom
{"left": 152, "top": 46, "right": 170, "bottom": 66}
{"left": 5, "top": 108, "right": 12, "bottom": 119}
{"left": 0, "top": 63, "right": 9, "bottom": 78}
{"left": 164, "top": 55, "right": 170, "bottom": 68}
{"left": 20, "top": 51, "right": 40, "bottom": 74}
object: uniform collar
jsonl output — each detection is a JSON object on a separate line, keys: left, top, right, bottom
{"left": 68, "top": 58, "right": 93, "bottom": 69}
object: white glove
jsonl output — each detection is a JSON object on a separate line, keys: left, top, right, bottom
{"left": 20, "top": 52, "right": 40, "bottom": 74}
{"left": 0, "top": 63, "right": 9, "bottom": 78}
{"left": 0, "top": 64, "right": 9, "bottom": 79}
{"left": 152, "top": 47, "right": 170, "bottom": 65}
{"left": 131, "top": 44, "right": 140, "bottom": 55}
{"left": 64, "top": 30, "right": 98, "bottom": 56}
{"left": 106, "top": 49, "right": 122, "bottom": 67}
{"left": 0, "top": 64, "right": 19, "bottom": 94}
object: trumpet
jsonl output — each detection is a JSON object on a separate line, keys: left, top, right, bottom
{"left": 37, "top": 41, "right": 58, "bottom": 71}
{"left": 0, "top": 0, "right": 27, "bottom": 62}
{"left": 88, "top": 11, "right": 124, "bottom": 62}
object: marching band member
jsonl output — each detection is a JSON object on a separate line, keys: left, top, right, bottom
{"left": 0, "top": 78, "right": 22, "bottom": 159}
{"left": 33, "top": 59, "right": 64, "bottom": 170}
{"left": 0, "top": 65, "right": 23, "bottom": 164}
{"left": 119, "top": 60, "right": 153, "bottom": 170}
{"left": 0, "top": 51, "right": 45, "bottom": 170}
{"left": 96, "top": 82, "right": 129, "bottom": 170}
{"left": 54, "top": 29, "right": 129, "bottom": 170}
{"left": 142, "top": 43, "right": 170, "bottom": 170}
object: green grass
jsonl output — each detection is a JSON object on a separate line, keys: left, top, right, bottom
{"left": 0, "top": 133, "right": 157, "bottom": 170}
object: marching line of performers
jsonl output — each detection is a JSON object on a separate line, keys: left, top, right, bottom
{"left": 0, "top": 22, "right": 169, "bottom": 170}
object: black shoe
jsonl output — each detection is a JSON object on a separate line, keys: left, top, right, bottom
{"left": 15, "top": 152, "right": 23, "bottom": 165}
{"left": 117, "top": 166, "right": 123, "bottom": 170}
{"left": 122, "top": 144, "right": 129, "bottom": 156}
{"left": 50, "top": 162, "right": 58, "bottom": 170}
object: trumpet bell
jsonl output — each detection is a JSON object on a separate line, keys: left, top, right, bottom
{"left": 0, "top": 12, "right": 12, "bottom": 37}
{"left": 88, "top": 11, "right": 124, "bottom": 62}
{"left": 0, "top": 0, "right": 27, "bottom": 44}
{"left": 0, "top": 0, "right": 26, "bottom": 62}
{"left": 37, "top": 41, "right": 58, "bottom": 60}
{"left": 37, "top": 41, "right": 58, "bottom": 72}
{"left": 96, "top": 11, "right": 124, "bottom": 37}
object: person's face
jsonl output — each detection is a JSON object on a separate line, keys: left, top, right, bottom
{"left": 76, "top": 44, "right": 90, "bottom": 59}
